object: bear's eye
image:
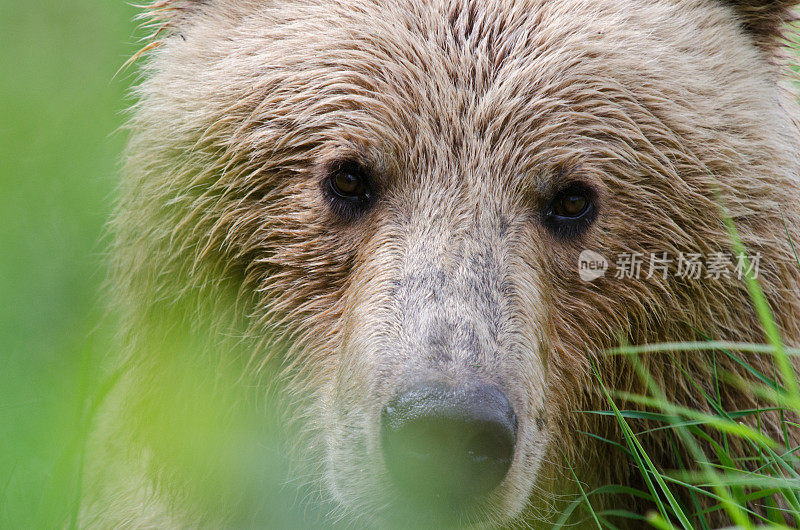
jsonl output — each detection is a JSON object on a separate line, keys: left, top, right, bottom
{"left": 555, "top": 192, "right": 589, "bottom": 218}
{"left": 332, "top": 169, "right": 366, "bottom": 199}
{"left": 323, "top": 160, "right": 374, "bottom": 219}
{"left": 543, "top": 183, "right": 596, "bottom": 238}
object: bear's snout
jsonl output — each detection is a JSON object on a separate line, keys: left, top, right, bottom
{"left": 380, "top": 382, "right": 517, "bottom": 506}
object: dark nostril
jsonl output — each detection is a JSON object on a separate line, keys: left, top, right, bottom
{"left": 380, "top": 382, "right": 517, "bottom": 504}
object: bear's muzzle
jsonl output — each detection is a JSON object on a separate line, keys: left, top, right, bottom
{"left": 380, "top": 381, "right": 517, "bottom": 509}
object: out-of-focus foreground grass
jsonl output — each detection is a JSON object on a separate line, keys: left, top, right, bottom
{"left": 0, "top": 0, "right": 139, "bottom": 525}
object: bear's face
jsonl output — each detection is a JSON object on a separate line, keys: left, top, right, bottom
{"left": 123, "top": 0, "right": 800, "bottom": 526}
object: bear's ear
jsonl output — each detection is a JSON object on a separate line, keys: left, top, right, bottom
{"left": 141, "top": 0, "right": 206, "bottom": 36}
{"left": 125, "top": 1, "right": 206, "bottom": 67}
{"left": 724, "top": 0, "right": 798, "bottom": 48}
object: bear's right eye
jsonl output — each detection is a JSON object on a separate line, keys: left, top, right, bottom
{"left": 323, "top": 160, "right": 374, "bottom": 220}
{"left": 331, "top": 170, "right": 367, "bottom": 199}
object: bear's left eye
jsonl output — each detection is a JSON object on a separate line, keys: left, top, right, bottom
{"left": 554, "top": 191, "right": 589, "bottom": 218}
{"left": 323, "top": 160, "right": 374, "bottom": 220}
{"left": 543, "top": 183, "right": 596, "bottom": 238}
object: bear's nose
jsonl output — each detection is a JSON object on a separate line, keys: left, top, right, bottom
{"left": 380, "top": 382, "right": 517, "bottom": 504}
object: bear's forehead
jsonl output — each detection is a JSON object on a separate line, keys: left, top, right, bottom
{"left": 202, "top": 0, "right": 750, "bottom": 125}
{"left": 152, "top": 0, "right": 770, "bottom": 185}
{"left": 177, "top": 0, "right": 745, "bottom": 101}
{"left": 229, "top": 0, "right": 745, "bottom": 89}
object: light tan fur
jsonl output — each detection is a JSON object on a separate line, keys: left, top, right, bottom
{"left": 90, "top": 0, "right": 800, "bottom": 527}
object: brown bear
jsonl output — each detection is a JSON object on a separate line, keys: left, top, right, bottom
{"left": 88, "top": 0, "right": 800, "bottom": 527}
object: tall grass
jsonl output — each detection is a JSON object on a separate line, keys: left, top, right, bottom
{"left": 555, "top": 220, "right": 800, "bottom": 529}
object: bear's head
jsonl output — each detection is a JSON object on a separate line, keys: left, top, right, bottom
{"left": 114, "top": 0, "right": 800, "bottom": 526}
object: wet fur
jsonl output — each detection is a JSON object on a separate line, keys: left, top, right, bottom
{"left": 89, "top": 0, "right": 800, "bottom": 527}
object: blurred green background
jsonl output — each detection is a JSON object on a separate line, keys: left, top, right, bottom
{"left": 0, "top": 0, "right": 140, "bottom": 525}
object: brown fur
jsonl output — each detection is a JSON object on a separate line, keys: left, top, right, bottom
{"left": 89, "top": 0, "right": 800, "bottom": 527}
